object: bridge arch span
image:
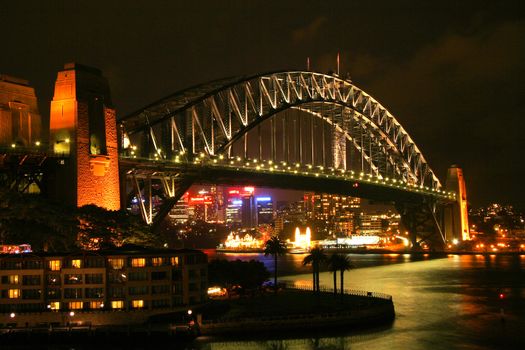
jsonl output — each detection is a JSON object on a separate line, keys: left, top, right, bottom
{"left": 118, "top": 71, "right": 446, "bottom": 226}
{"left": 120, "top": 71, "right": 440, "bottom": 190}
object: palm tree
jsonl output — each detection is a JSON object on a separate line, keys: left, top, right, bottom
{"left": 264, "top": 236, "right": 287, "bottom": 292}
{"left": 336, "top": 254, "right": 353, "bottom": 302}
{"left": 302, "top": 247, "right": 326, "bottom": 294}
{"left": 327, "top": 253, "right": 344, "bottom": 295}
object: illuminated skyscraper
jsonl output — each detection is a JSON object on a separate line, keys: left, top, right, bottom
{"left": 256, "top": 197, "right": 274, "bottom": 225}
{"left": 169, "top": 192, "right": 189, "bottom": 223}
{"left": 304, "top": 192, "right": 360, "bottom": 221}
{"left": 225, "top": 198, "right": 242, "bottom": 225}
{"left": 241, "top": 195, "right": 256, "bottom": 228}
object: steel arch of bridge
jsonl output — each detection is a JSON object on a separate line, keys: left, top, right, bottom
{"left": 119, "top": 71, "right": 446, "bottom": 224}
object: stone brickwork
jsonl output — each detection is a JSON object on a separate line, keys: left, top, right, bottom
{"left": 0, "top": 75, "right": 42, "bottom": 147}
{"left": 49, "top": 63, "right": 120, "bottom": 210}
{"left": 76, "top": 103, "right": 120, "bottom": 210}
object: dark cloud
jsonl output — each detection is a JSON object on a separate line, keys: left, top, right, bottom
{"left": 341, "top": 20, "right": 525, "bottom": 208}
{"left": 292, "top": 16, "right": 327, "bottom": 44}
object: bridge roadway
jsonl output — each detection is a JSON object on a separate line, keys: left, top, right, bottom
{"left": 120, "top": 155, "right": 455, "bottom": 204}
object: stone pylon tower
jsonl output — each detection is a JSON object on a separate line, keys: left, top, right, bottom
{"left": 0, "top": 75, "right": 42, "bottom": 148}
{"left": 444, "top": 165, "right": 469, "bottom": 242}
{"left": 48, "top": 63, "right": 120, "bottom": 210}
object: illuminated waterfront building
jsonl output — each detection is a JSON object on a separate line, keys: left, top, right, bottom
{"left": 0, "top": 247, "right": 207, "bottom": 317}
{"left": 357, "top": 213, "right": 384, "bottom": 235}
{"left": 221, "top": 232, "right": 263, "bottom": 250}
{"left": 334, "top": 214, "right": 355, "bottom": 235}
{"left": 304, "top": 192, "right": 360, "bottom": 221}
{"left": 292, "top": 227, "right": 312, "bottom": 249}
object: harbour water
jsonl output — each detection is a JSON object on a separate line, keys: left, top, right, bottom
{"left": 197, "top": 252, "right": 525, "bottom": 350}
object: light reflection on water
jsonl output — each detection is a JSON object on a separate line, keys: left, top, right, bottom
{"left": 200, "top": 253, "right": 525, "bottom": 350}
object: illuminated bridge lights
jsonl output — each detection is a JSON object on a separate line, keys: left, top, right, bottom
{"left": 122, "top": 153, "right": 452, "bottom": 199}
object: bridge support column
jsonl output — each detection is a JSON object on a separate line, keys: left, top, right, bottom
{"left": 397, "top": 201, "right": 446, "bottom": 251}
{"left": 443, "top": 165, "right": 469, "bottom": 243}
{"left": 48, "top": 63, "right": 120, "bottom": 210}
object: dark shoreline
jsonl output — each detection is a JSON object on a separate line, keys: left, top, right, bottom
{"left": 215, "top": 248, "right": 525, "bottom": 256}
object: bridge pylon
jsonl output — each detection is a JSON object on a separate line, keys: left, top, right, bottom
{"left": 47, "top": 63, "right": 120, "bottom": 210}
{"left": 444, "top": 165, "right": 469, "bottom": 243}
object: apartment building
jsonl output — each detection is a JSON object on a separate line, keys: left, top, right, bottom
{"left": 0, "top": 246, "right": 207, "bottom": 314}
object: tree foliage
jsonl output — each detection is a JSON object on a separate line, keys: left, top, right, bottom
{"left": 0, "top": 190, "right": 158, "bottom": 252}
{"left": 328, "top": 253, "right": 353, "bottom": 301}
{"left": 76, "top": 204, "right": 158, "bottom": 249}
{"left": 264, "top": 236, "right": 287, "bottom": 290}
{"left": 0, "top": 190, "right": 77, "bottom": 251}
{"left": 302, "top": 247, "right": 327, "bottom": 294}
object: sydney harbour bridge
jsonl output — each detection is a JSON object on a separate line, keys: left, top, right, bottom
{"left": 0, "top": 64, "right": 469, "bottom": 250}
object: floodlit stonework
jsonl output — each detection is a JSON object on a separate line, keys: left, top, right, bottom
{"left": 49, "top": 63, "right": 120, "bottom": 210}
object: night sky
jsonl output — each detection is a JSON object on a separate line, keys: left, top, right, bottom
{"left": 1, "top": 0, "right": 524, "bottom": 210}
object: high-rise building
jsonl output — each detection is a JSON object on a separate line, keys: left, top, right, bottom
{"left": 357, "top": 213, "right": 383, "bottom": 235}
{"left": 169, "top": 192, "right": 189, "bottom": 223}
{"left": 274, "top": 216, "right": 284, "bottom": 234}
{"left": 188, "top": 189, "right": 213, "bottom": 222}
{"left": 225, "top": 198, "right": 242, "bottom": 225}
{"left": 256, "top": 197, "right": 273, "bottom": 225}
{"left": 242, "top": 195, "right": 256, "bottom": 228}
{"left": 304, "top": 192, "right": 360, "bottom": 222}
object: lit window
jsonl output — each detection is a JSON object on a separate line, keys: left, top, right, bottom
{"left": 71, "top": 259, "right": 82, "bottom": 268}
{"left": 170, "top": 257, "right": 179, "bottom": 266}
{"left": 111, "top": 300, "right": 124, "bottom": 309}
{"left": 49, "top": 260, "right": 61, "bottom": 271}
{"left": 8, "top": 289, "right": 20, "bottom": 299}
{"left": 131, "top": 258, "right": 146, "bottom": 268}
{"left": 131, "top": 300, "right": 144, "bottom": 309}
{"left": 152, "top": 257, "right": 163, "bottom": 267}
{"left": 108, "top": 258, "right": 124, "bottom": 269}
{"left": 8, "top": 275, "right": 19, "bottom": 284}
{"left": 89, "top": 301, "right": 103, "bottom": 309}
{"left": 49, "top": 302, "right": 60, "bottom": 310}
{"left": 68, "top": 301, "right": 83, "bottom": 310}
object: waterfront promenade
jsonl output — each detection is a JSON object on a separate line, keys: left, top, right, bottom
{"left": 200, "top": 285, "right": 394, "bottom": 336}
{"left": 0, "top": 286, "right": 394, "bottom": 343}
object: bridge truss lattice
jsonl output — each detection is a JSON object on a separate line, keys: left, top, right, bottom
{"left": 119, "top": 71, "right": 448, "bottom": 225}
